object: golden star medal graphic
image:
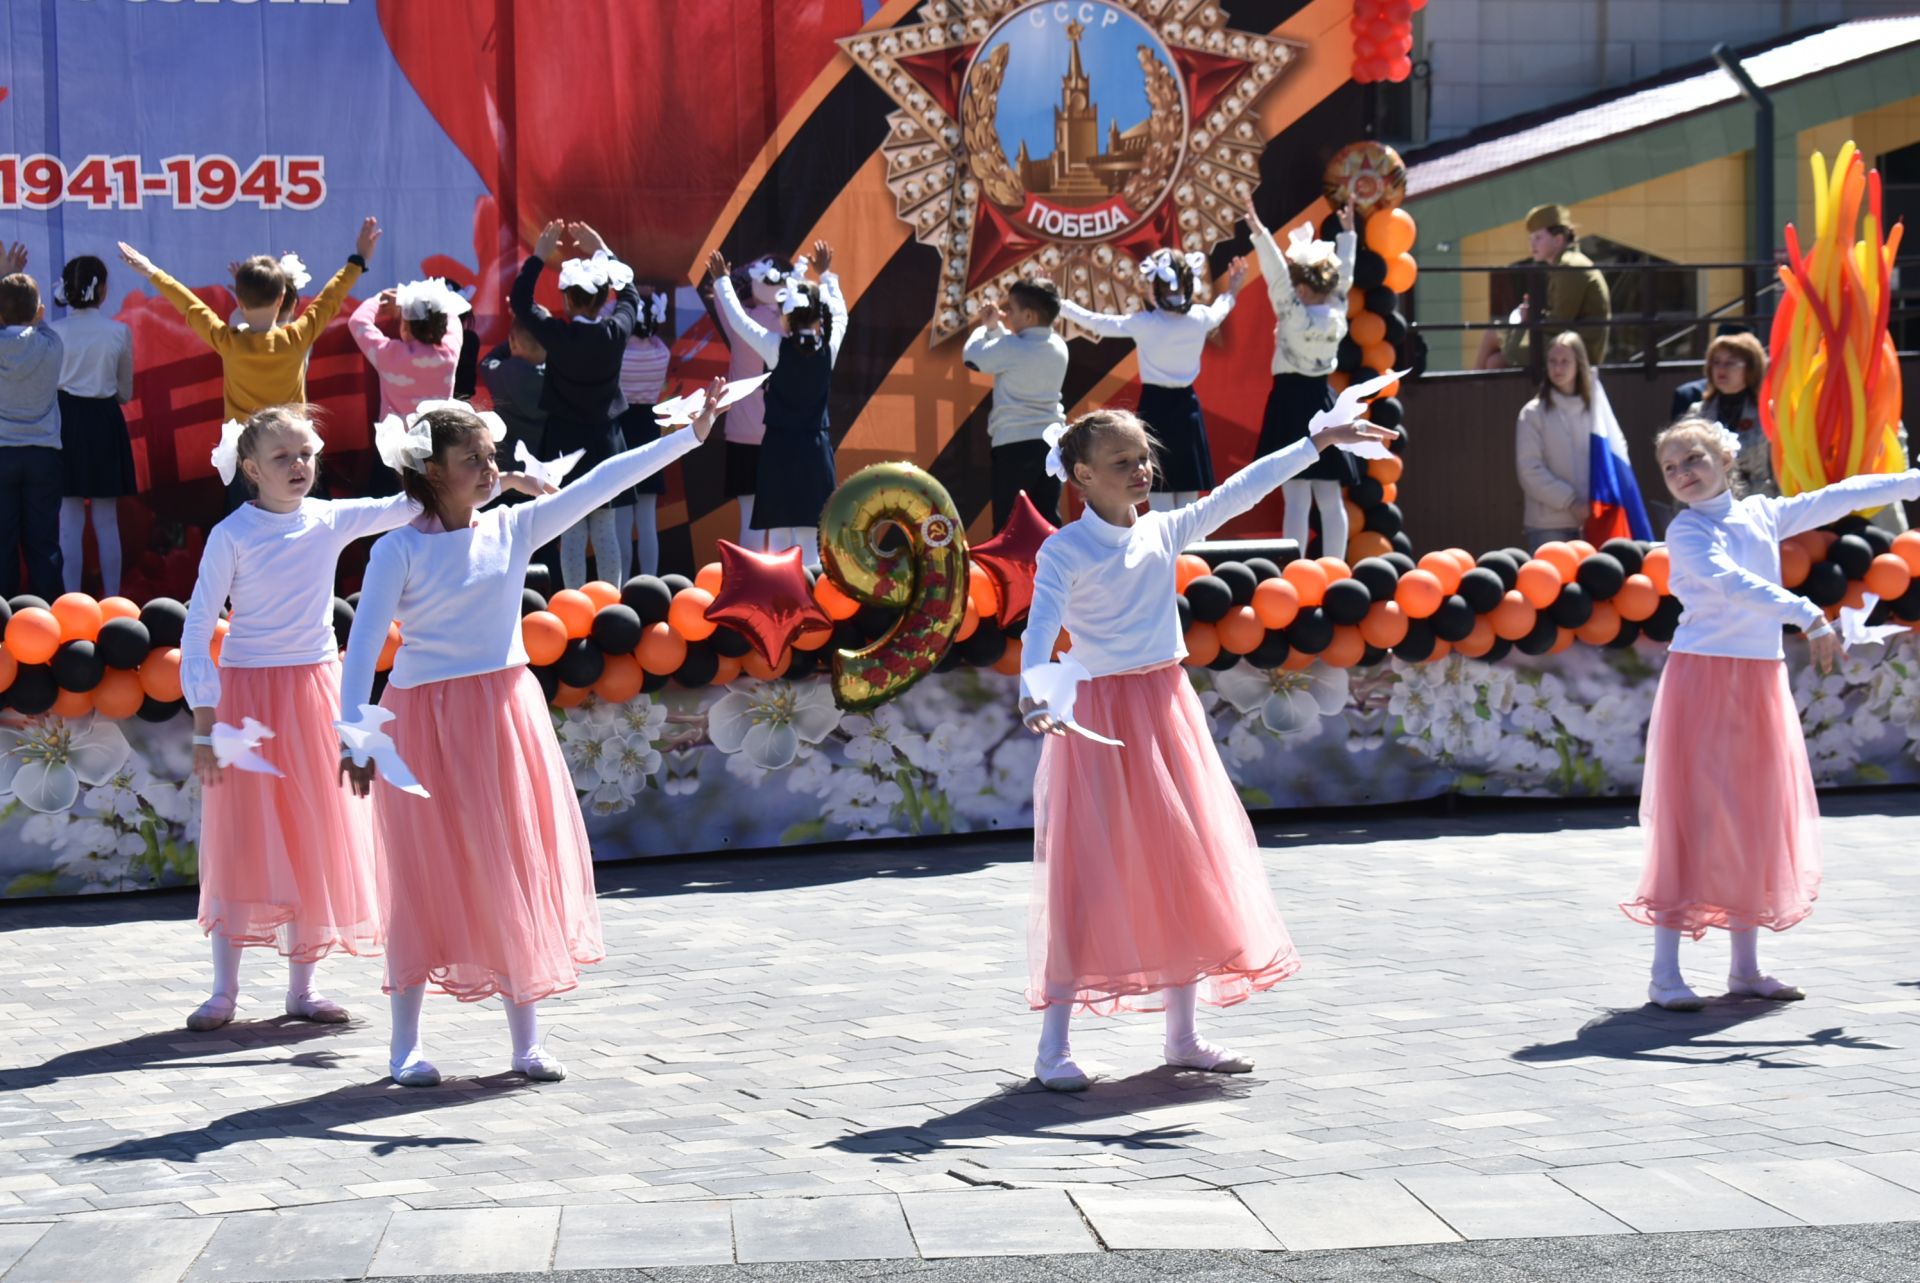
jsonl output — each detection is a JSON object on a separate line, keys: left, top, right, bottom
{"left": 841, "top": 0, "right": 1302, "bottom": 343}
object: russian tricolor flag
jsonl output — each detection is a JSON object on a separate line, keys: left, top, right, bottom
{"left": 1584, "top": 376, "right": 1653, "bottom": 543}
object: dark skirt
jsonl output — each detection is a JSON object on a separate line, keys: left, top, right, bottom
{"left": 1138, "top": 383, "right": 1214, "bottom": 492}
{"left": 614, "top": 404, "right": 664, "bottom": 504}
{"left": 724, "top": 442, "right": 761, "bottom": 499}
{"left": 1257, "top": 373, "right": 1358, "bottom": 486}
{"left": 543, "top": 414, "right": 627, "bottom": 475}
{"left": 751, "top": 420, "right": 835, "bottom": 530}
{"left": 58, "top": 392, "right": 138, "bottom": 497}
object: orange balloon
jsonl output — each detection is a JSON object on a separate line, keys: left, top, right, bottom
{"left": 1176, "top": 553, "right": 1212, "bottom": 592}
{"left": 1395, "top": 568, "right": 1444, "bottom": 618}
{"left": 1894, "top": 530, "right": 1920, "bottom": 576}
{"left": 1322, "top": 625, "right": 1367, "bottom": 667}
{"left": 1216, "top": 605, "right": 1265, "bottom": 656}
{"left": 211, "top": 618, "right": 229, "bottom": 665}
{"left": 1343, "top": 499, "right": 1366, "bottom": 535}
{"left": 1280, "top": 646, "right": 1315, "bottom": 671}
{"left": 743, "top": 648, "right": 792, "bottom": 681}
{"left": 1348, "top": 531, "right": 1393, "bottom": 561}
{"left": 1317, "top": 556, "right": 1351, "bottom": 583}
{"left": 1614, "top": 573, "right": 1659, "bottom": 621}
{"left": 668, "top": 588, "right": 717, "bottom": 641}
{"left": 1282, "top": 558, "right": 1329, "bottom": 606}
{"left": 594, "top": 653, "right": 643, "bottom": 703}
{"left": 1383, "top": 252, "right": 1418, "bottom": 292}
{"left": 1454, "top": 615, "right": 1496, "bottom": 658}
{"left": 1841, "top": 581, "right": 1870, "bottom": 612}
{"left": 581, "top": 580, "right": 620, "bottom": 611}
{"left": 53, "top": 687, "right": 95, "bottom": 718}
{"left": 1361, "top": 341, "right": 1396, "bottom": 375}
{"left": 1642, "top": 545, "right": 1671, "bottom": 595}
{"left": 1416, "top": 551, "right": 1463, "bottom": 594}
{"left": 1252, "top": 577, "right": 1300, "bottom": 629}
{"left": 954, "top": 603, "right": 980, "bottom": 643}
{"left": 5, "top": 608, "right": 61, "bottom": 665}
{"left": 1375, "top": 377, "right": 1401, "bottom": 399}
{"left": 1183, "top": 621, "right": 1221, "bottom": 666}
{"left": 1446, "top": 548, "right": 1477, "bottom": 575}
{"left": 553, "top": 682, "right": 590, "bottom": 708}
{"left": 1360, "top": 599, "right": 1409, "bottom": 648}
{"left": 1349, "top": 311, "right": 1386, "bottom": 347}
{"left": 695, "top": 562, "right": 724, "bottom": 595}
{"left": 1380, "top": 482, "right": 1398, "bottom": 504}
{"left": 1569, "top": 540, "right": 1596, "bottom": 560}
{"left": 1550, "top": 626, "right": 1577, "bottom": 654}
{"left": 376, "top": 622, "right": 402, "bottom": 673}
{"left": 1866, "top": 554, "right": 1913, "bottom": 602}
{"left": 1329, "top": 370, "right": 1350, "bottom": 393}
{"left": 549, "top": 589, "right": 597, "bottom": 639}
{"left": 815, "top": 575, "right": 860, "bottom": 622}
{"left": 1425, "top": 637, "right": 1452, "bottom": 663}
{"left": 1576, "top": 601, "right": 1622, "bottom": 646}
{"left": 98, "top": 596, "right": 140, "bottom": 622}
{"left": 1535, "top": 542, "right": 1579, "bottom": 583}
{"left": 0, "top": 647, "right": 15, "bottom": 692}
{"left": 52, "top": 593, "right": 103, "bottom": 642}
{"left": 93, "top": 667, "right": 144, "bottom": 719}
{"left": 1515, "top": 560, "right": 1562, "bottom": 610}
{"left": 992, "top": 636, "right": 1023, "bottom": 677}
{"left": 968, "top": 563, "right": 1000, "bottom": 618}
{"left": 713, "top": 654, "right": 745, "bottom": 685}
{"left": 1368, "top": 454, "right": 1403, "bottom": 484}
{"left": 637, "top": 621, "right": 688, "bottom": 675}
{"left": 1346, "top": 289, "right": 1367, "bottom": 318}
{"left": 1367, "top": 206, "right": 1418, "bottom": 256}
{"left": 139, "top": 647, "right": 183, "bottom": 702}
{"left": 522, "top": 611, "right": 568, "bottom": 666}
{"left": 1490, "top": 591, "right": 1538, "bottom": 641}
{"left": 793, "top": 622, "right": 834, "bottom": 652}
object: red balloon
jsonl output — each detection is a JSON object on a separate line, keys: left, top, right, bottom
{"left": 1389, "top": 55, "right": 1413, "bottom": 81}
{"left": 701, "top": 540, "right": 834, "bottom": 667}
{"left": 972, "top": 491, "right": 1059, "bottom": 628}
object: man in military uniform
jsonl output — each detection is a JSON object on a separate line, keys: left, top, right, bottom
{"left": 1477, "top": 203, "right": 1612, "bottom": 369}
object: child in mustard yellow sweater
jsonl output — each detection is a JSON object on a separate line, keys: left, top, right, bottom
{"left": 117, "top": 218, "right": 380, "bottom": 423}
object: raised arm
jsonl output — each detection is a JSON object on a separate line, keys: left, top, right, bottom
{"left": 181, "top": 529, "right": 236, "bottom": 712}
{"left": 522, "top": 426, "right": 705, "bottom": 548}
{"left": 820, "top": 271, "right": 849, "bottom": 365}
{"left": 281, "top": 257, "right": 365, "bottom": 350}
{"left": 1166, "top": 437, "right": 1321, "bottom": 547}
{"left": 1666, "top": 514, "right": 1825, "bottom": 633}
{"left": 338, "top": 536, "right": 405, "bottom": 726}
{"left": 137, "top": 265, "right": 232, "bottom": 354}
{"left": 1332, "top": 230, "right": 1358, "bottom": 298}
{"left": 347, "top": 295, "right": 395, "bottom": 361}
{"left": 1767, "top": 469, "right": 1920, "bottom": 540}
{"left": 711, "top": 276, "right": 781, "bottom": 368}
{"left": 961, "top": 322, "right": 1013, "bottom": 373}
{"left": 322, "top": 491, "right": 425, "bottom": 542}
{"left": 1055, "top": 299, "right": 1138, "bottom": 341}
{"left": 509, "top": 254, "right": 569, "bottom": 351}
{"left": 1194, "top": 290, "right": 1237, "bottom": 330}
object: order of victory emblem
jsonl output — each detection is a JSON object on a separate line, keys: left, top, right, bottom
{"left": 841, "top": 0, "right": 1300, "bottom": 342}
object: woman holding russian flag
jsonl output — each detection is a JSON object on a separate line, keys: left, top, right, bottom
{"left": 1513, "top": 330, "right": 1650, "bottom": 549}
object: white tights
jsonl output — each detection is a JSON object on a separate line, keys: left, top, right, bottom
{"left": 765, "top": 525, "right": 820, "bottom": 566}
{"left": 735, "top": 496, "right": 768, "bottom": 551}
{"left": 1148, "top": 491, "right": 1200, "bottom": 512}
{"left": 1281, "top": 479, "right": 1347, "bottom": 560}
{"left": 612, "top": 497, "right": 660, "bottom": 578}
{"left": 59, "top": 498, "right": 121, "bottom": 596}
{"left": 1035, "top": 983, "right": 1216, "bottom": 1065}
{"left": 1653, "top": 926, "right": 1766, "bottom": 985}
{"left": 560, "top": 508, "right": 624, "bottom": 589}
{"left": 207, "top": 932, "right": 320, "bottom": 1003}
{"left": 386, "top": 983, "right": 544, "bottom": 1070}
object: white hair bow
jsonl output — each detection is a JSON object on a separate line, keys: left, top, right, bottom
{"left": 1284, "top": 222, "right": 1338, "bottom": 271}
{"left": 751, "top": 258, "right": 784, "bottom": 286}
{"left": 395, "top": 277, "right": 472, "bottom": 321}
{"left": 1708, "top": 422, "right": 1743, "bottom": 459}
{"left": 1139, "top": 248, "right": 1207, "bottom": 285}
{"left": 557, "top": 250, "right": 635, "bottom": 294}
{"left": 375, "top": 400, "right": 506, "bottom": 472}
{"left": 777, "top": 281, "right": 814, "bottom": 315}
{"left": 1042, "top": 421, "right": 1070, "bottom": 483}
{"left": 278, "top": 253, "right": 311, "bottom": 291}
{"left": 210, "top": 418, "right": 248, "bottom": 486}
{"left": 647, "top": 294, "right": 668, "bottom": 325}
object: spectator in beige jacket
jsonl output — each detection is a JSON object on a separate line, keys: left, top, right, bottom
{"left": 1515, "top": 331, "right": 1595, "bottom": 549}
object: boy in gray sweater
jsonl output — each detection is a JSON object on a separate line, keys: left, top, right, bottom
{"left": 0, "top": 244, "right": 67, "bottom": 600}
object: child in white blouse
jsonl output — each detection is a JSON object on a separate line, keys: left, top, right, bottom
{"left": 49, "top": 255, "right": 136, "bottom": 595}
{"left": 1017, "top": 405, "right": 1393, "bottom": 1090}
{"left": 1625, "top": 417, "right": 1920, "bottom": 1009}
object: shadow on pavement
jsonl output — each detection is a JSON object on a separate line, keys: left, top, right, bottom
{"left": 2, "top": 1017, "right": 350, "bottom": 1092}
{"left": 824, "top": 1064, "right": 1256, "bottom": 1159}
{"left": 1512, "top": 1000, "right": 1892, "bottom": 1068}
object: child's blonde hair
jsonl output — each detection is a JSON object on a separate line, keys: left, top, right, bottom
{"left": 1654, "top": 415, "right": 1743, "bottom": 495}
{"left": 1054, "top": 408, "right": 1160, "bottom": 488}
{"left": 1541, "top": 330, "right": 1594, "bottom": 409}
{"left": 235, "top": 404, "right": 322, "bottom": 494}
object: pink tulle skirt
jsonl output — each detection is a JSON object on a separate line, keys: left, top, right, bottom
{"left": 1030, "top": 662, "right": 1301, "bottom": 1013}
{"left": 372, "top": 666, "right": 604, "bottom": 1003}
{"left": 197, "top": 660, "right": 384, "bottom": 961}
{"left": 1622, "top": 652, "right": 1822, "bottom": 938}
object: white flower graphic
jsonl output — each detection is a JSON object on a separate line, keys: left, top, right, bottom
{"left": 0, "top": 716, "right": 132, "bottom": 814}
{"left": 707, "top": 679, "right": 842, "bottom": 771}
{"left": 1211, "top": 662, "right": 1350, "bottom": 736}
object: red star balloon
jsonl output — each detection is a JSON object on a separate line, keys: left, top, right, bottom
{"left": 704, "top": 541, "right": 834, "bottom": 666}
{"left": 971, "top": 491, "right": 1057, "bottom": 629}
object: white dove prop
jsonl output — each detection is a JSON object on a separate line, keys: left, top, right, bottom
{"left": 514, "top": 439, "right": 584, "bottom": 490}
{"left": 652, "top": 374, "right": 768, "bottom": 426}
{"left": 210, "top": 718, "right": 284, "bottom": 777}
{"left": 1837, "top": 593, "right": 1910, "bottom": 650}
{"left": 334, "top": 705, "right": 431, "bottom": 798}
{"left": 1309, "top": 368, "right": 1408, "bottom": 460}
{"left": 1023, "top": 657, "right": 1124, "bottom": 748}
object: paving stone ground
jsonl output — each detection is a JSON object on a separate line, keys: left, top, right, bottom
{"left": 5, "top": 792, "right": 1920, "bottom": 1280}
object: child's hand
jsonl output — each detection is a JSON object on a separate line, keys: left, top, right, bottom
{"left": 1224, "top": 255, "right": 1249, "bottom": 294}
{"left": 689, "top": 376, "right": 728, "bottom": 443}
{"left": 1242, "top": 194, "right": 1267, "bottom": 235}
{"left": 535, "top": 220, "right": 567, "bottom": 263}
{"left": 194, "top": 743, "right": 224, "bottom": 789}
{"left": 1, "top": 242, "right": 25, "bottom": 275}
{"left": 499, "top": 471, "right": 559, "bottom": 497}
{"left": 1019, "top": 697, "right": 1065, "bottom": 736}
{"left": 1338, "top": 200, "right": 1356, "bottom": 234}
{"left": 1315, "top": 421, "right": 1398, "bottom": 451}
{"left": 354, "top": 217, "right": 382, "bottom": 261}
{"left": 375, "top": 287, "right": 399, "bottom": 317}
{"left": 1809, "top": 628, "right": 1845, "bottom": 674}
{"left": 569, "top": 223, "right": 608, "bottom": 256}
{"left": 978, "top": 300, "right": 1005, "bottom": 331}
{"left": 338, "top": 754, "right": 377, "bottom": 799}
{"left": 116, "top": 242, "right": 156, "bottom": 280}
{"left": 812, "top": 240, "right": 834, "bottom": 274}
{"left": 706, "top": 249, "right": 731, "bottom": 285}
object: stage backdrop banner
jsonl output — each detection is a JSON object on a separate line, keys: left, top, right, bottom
{"left": 0, "top": 0, "right": 1365, "bottom": 597}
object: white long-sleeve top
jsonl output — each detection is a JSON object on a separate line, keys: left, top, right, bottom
{"left": 182, "top": 494, "right": 422, "bottom": 710}
{"left": 1250, "top": 228, "right": 1356, "bottom": 377}
{"left": 962, "top": 323, "right": 1069, "bottom": 446}
{"left": 339, "top": 428, "right": 704, "bottom": 716}
{"left": 1020, "top": 436, "right": 1321, "bottom": 701}
{"left": 1055, "top": 296, "right": 1234, "bottom": 387}
{"left": 714, "top": 297, "right": 780, "bottom": 446}
{"left": 1667, "top": 469, "right": 1920, "bottom": 661}
{"left": 50, "top": 308, "right": 134, "bottom": 402}
{"left": 711, "top": 273, "right": 848, "bottom": 372}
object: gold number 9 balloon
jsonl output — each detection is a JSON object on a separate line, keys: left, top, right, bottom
{"left": 818, "top": 463, "right": 969, "bottom": 712}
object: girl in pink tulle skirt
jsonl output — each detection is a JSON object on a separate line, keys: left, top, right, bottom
{"left": 1625, "top": 417, "right": 1920, "bottom": 1010}
{"left": 1017, "top": 405, "right": 1395, "bottom": 1091}
{"left": 339, "top": 339, "right": 722, "bottom": 1086}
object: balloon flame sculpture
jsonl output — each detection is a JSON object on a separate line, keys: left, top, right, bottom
{"left": 1762, "top": 141, "right": 1908, "bottom": 495}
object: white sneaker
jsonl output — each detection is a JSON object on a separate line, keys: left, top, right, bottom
{"left": 1648, "top": 979, "right": 1706, "bottom": 1011}
{"left": 1165, "top": 1040, "right": 1255, "bottom": 1074}
{"left": 1033, "top": 1051, "right": 1090, "bottom": 1092}
{"left": 186, "top": 994, "right": 236, "bottom": 1032}
{"left": 512, "top": 1047, "right": 568, "bottom": 1081}
{"left": 1728, "top": 972, "right": 1805, "bottom": 1001}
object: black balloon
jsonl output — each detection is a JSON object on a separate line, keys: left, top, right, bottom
{"left": 1323, "top": 578, "right": 1373, "bottom": 626}
{"left": 1366, "top": 285, "right": 1399, "bottom": 315}
{"left": 1367, "top": 396, "right": 1404, "bottom": 430}
{"left": 1385, "top": 550, "right": 1417, "bottom": 576}
{"left": 1350, "top": 476, "right": 1385, "bottom": 507}
{"left": 1364, "top": 503, "right": 1403, "bottom": 539}
{"left": 524, "top": 564, "right": 553, "bottom": 598}
{"left": 1390, "top": 531, "right": 1414, "bottom": 556}
{"left": 673, "top": 642, "right": 719, "bottom": 688}
{"left": 621, "top": 575, "right": 674, "bottom": 624}
{"left": 1357, "top": 644, "right": 1389, "bottom": 667}
{"left": 832, "top": 619, "right": 865, "bottom": 651}
{"left": 8, "top": 595, "right": 48, "bottom": 615}
{"left": 588, "top": 604, "right": 643, "bottom": 655}
{"left": 1206, "top": 648, "right": 1242, "bottom": 672}
{"left": 1247, "top": 630, "right": 1291, "bottom": 669}
{"left": 1516, "top": 613, "right": 1560, "bottom": 655}
{"left": 710, "top": 625, "right": 753, "bottom": 658}
{"left": 532, "top": 664, "right": 561, "bottom": 702}
{"left": 1244, "top": 557, "right": 1282, "bottom": 583}
{"left": 1353, "top": 249, "right": 1387, "bottom": 289}
{"left": 1891, "top": 581, "right": 1920, "bottom": 621}
{"left": 97, "top": 617, "right": 151, "bottom": 670}
{"left": 1476, "top": 551, "right": 1519, "bottom": 590}
{"left": 1549, "top": 582, "right": 1594, "bottom": 628}
{"left": 8, "top": 665, "right": 56, "bottom": 715}
{"left": 136, "top": 695, "right": 184, "bottom": 723}
{"left": 1393, "top": 618, "right": 1436, "bottom": 661}
{"left": 1184, "top": 576, "right": 1233, "bottom": 623}
{"left": 1381, "top": 309, "right": 1408, "bottom": 346}
{"left": 331, "top": 598, "right": 355, "bottom": 651}
{"left": 1599, "top": 538, "right": 1644, "bottom": 575}
{"left": 1287, "top": 607, "right": 1333, "bottom": 653}
{"left": 1353, "top": 556, "right": 1400, "bottom": 599}
{"left": 785, "top": 647, "right": 821, "bottom": 681}
{"left": 519, "top": 588, "right": 548, "bottom": 618}
{"left": 1833, "top": 515, "right": 1871, "bottom": 536}
{"left": 1212, "top": 562, "right": 1258, "bottom": 607}
{"left": 854, "top": 603, "right": 900, "bottom": 642}
{"left": 1457, "top": 568, "right": 1505, "bottom": 614}
{"left": 958, "top": 621, "right": 1008, "bottom": 667}
{"left": 1335, "top": 336, "right": 1363, "bottom": 374}
{"left": 1605, "top": 619, "right": 1642, "bottom": 649}
{"left": 1575, "top": 553, "right": 1625, "bottom": 601}
{"left": 1831, "top": 534, "right": 1874, "bottom": 580}
{"left": 1483, "top": 639, "right": 1514, "bottom": 663}
{"left": 660, "top": 573, "right": 694, "bottom": 596}
{"left": 52, "top": 641, "right": 103, "bottom": 692}
{"left": 1862, "top": 526, "right": 1896, "bottom": 557}
{"left": 1175, "top": 594, "right": 1193, "bottom": 633}
{"left": 1802, "top": 561, "right": 1848, "bottom": 607}
{"left": 640, "top": 669, "right": 670, "bottom": 694}
{"left": 139, "top": 598, "right": 188, "bottom": 648}
{"left": 555, "top": 638, "right": 606, "bottom": 688}
{"left": 1431, "top": 595, "right": 1476, "bottom": 642}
